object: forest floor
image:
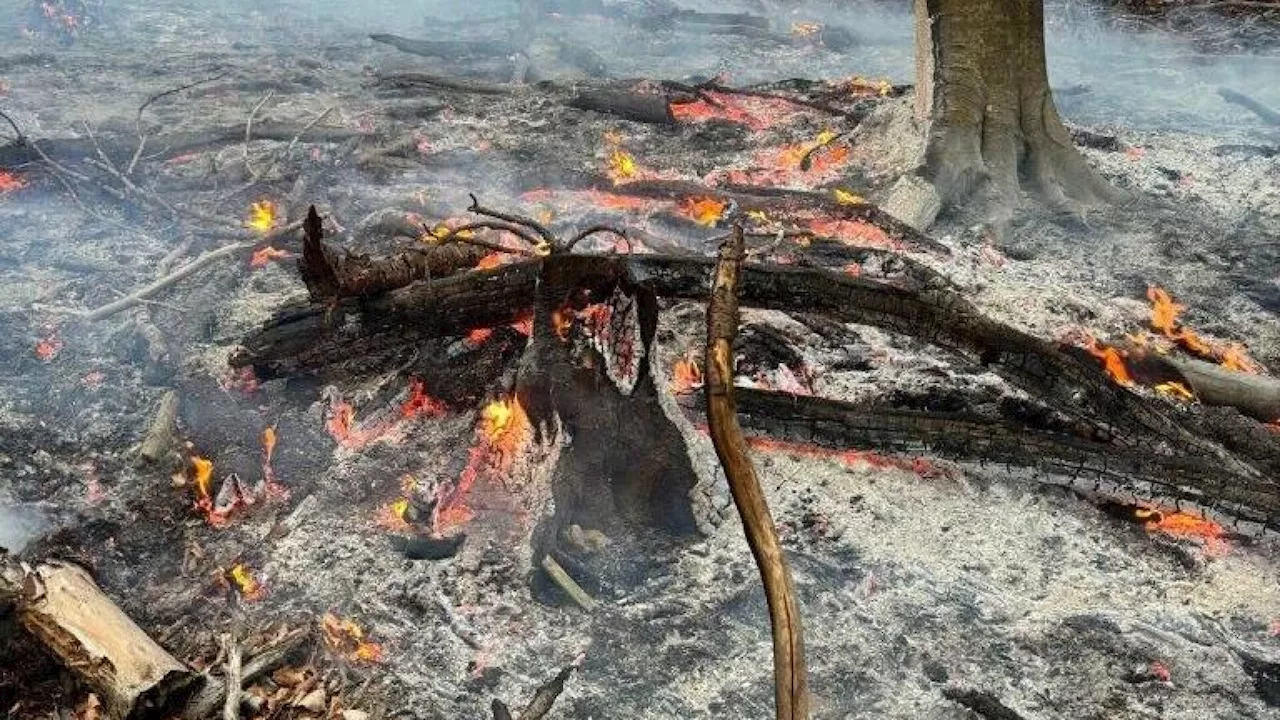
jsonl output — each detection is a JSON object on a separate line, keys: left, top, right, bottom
{"left": 1, "top": 1, "right": 1279, "bottom": 719}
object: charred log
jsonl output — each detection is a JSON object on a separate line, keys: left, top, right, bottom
{"left": 567, "top": 89, "right": 675, "bottom": 125}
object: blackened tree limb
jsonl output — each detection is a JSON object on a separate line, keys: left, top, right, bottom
{"left": 567, "top": 89, "right": 675, "bottom": 125}
{"left": 705, "top": 227, "right": 810, "bottom": 720}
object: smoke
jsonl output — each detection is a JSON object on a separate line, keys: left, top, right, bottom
{"left": 0, "top": 504, "right": 49, "bottom": 554}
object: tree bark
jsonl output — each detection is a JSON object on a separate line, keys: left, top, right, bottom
{"left": 0, "top": 556, "right": 200, "bottom": 720}
{"left": 886, "top": 0, "right": 1124, "bottom": 234}
{"left": 705, "top": 229, "right": 810, "bottom": 720}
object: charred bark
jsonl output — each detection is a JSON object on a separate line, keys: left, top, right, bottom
{"left": 885, "top": 0, "right": 1125, "bottom": 234}
{"left": 566, "top": 89, "right": 675, "bottom": 125}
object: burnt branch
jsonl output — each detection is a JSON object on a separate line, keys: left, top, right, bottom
{"left": 705, "top": 227, "right": 810, "bottom": 720}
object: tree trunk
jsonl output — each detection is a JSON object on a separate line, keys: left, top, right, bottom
{"left": 887, "top": 0, "right": 1124, "bottom": 234}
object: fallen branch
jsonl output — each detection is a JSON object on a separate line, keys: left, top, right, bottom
{"left": 0, "top": 554, "right": 200, "bottom": 720}
{"left": 705, "top": 227, "right": 809, "bottom": 720}
{"left": 539, "top": 554, "right": 597, "bottom": 612}
{"left": 1219, "top": 87, "right": 1280, "bottom": 126}
{"left": 182, "top": 627, "right": 311, "bottom": 720}
{"left": 220, "top": 636, "right": 242, "bottom": 720}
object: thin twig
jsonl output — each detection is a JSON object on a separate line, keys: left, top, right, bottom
{"left": 467, "top": 193, "right": 557, "bottom": 249}
{"left": 221, "top": 106, "right": 335, "bottom": 201}
{"left": 243, "top": 90, "right": 276, "bottom": 179}
{"left": 131, "top": 70, "right": 229, "bottom": 176}
{"left": 0, "top": 109, "right": 25, "bottom": 143}
{"left": 434, "top": 221, "right": 543, "bottom": 256}
{"left": 562, "top": 225, "right": 630, "bottom": 253}
{"left": 539, "top": 555, "right": 596, "bottom": 612}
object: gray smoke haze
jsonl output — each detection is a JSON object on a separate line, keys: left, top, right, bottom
{"left": 0, "top": 504, "right": 49, "bottom": 554}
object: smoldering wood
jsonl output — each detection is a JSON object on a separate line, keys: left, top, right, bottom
{"left": 566, "top": 89, "right": 675, "bottom": 125}
{"left": 234, "top": 233, "right": 1280, "bottom": 533}
{"left": 0, "top": 555, "right": 200, "bottom": 720}
{"left": 689, "top": 388, "right": 1278, "bottom": 534}
{"left": 298, "top": 206, "right": 490, "bottom": 303}
{"left": 597, "top": 178, "right": 953, "bottom": 256}
{"left": 0, "top": 123, "right": 366, "bottom": 170}
{"left": 705, "top": 228, "right": 810, "bottom": 720}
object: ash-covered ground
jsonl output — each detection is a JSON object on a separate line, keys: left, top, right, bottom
{"left": 1, "top": 1, "right": 1279, "bottom": 719}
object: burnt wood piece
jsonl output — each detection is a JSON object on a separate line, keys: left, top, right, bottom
{"left": 567, "top": 89, "right": 675, "bottom": 125}
{"left": 234, "top": 252, "right": 1277, "bottom": 523}
{"left": 0, "top": 555, "right": 200, "bottom": 720}
{"left": 684, "top": 388, "right": 1278, "bottom": 535}
{"left": 298, "top": 205, "right": 489, "bottom": 303}
{"left": 601, "top": 178, "right": 953, "bottom": 257}
{"left": 705, "top": 228, "right": 810, "bottom": 720}
{"left": 370, "top": 33, "right": 519, "bottom": 60}
{"left": 0, "top": 123, "right": 366, "bottom": 170}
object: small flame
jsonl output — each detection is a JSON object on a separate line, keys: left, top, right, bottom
{"left": 191, "top": 456, "right": 214, "bottom": 505}
{"left": 838, "top": 76, "right": 893, "bottom": 97}
{"left": 249, "top": 246, "right": 291, "bottom": 268}
{"left": 791, "top": 21, "right": 822, "bottom": 37}
{"left": 1081, "top": 332, "right": 1133, "bottom": 386}
{"left": 262, "top": 425, "right": 277, "bottom": 465}
{"left": 1147, "top": 286, "right": 1261, "bottom": 372}
{"left": 1134, "top": 507, "right": 1228, "bottom": 556}
{"left": 670, "top": 356, "right": 703, "bottom": 394}
{"left": 608, "top": 148, "right": 638, "bottom": 181}
{"left": 1153, "top": 382, "right": 1195, "bottom": 401}
{"left": 475, "top": 253, "right": 505, "bottom": 270}
{"left": 0, "top": 171, "right": 26, "bottom": 193}
{"left": 679, "top": 197, "right": 726, "bottom": 227}
{"left": 434, "top": 396, "right": 532, "bottom": 533}
{"left": 247, "top": 201, "right": 278, "bottom": 232}
{"left": 227, "top": 563, "right": 266, "bottom": 601}
{"left": 376, "top": 498, "right": 412, "bottom": 531}
{"left": 320, "top": 613, "right": 383, "bottom": 664}
{"left": 327, "top": 379, "right": 447, "bottom": 449}
{"left": 832, "top": 188, "right": 865, "bottom": 205}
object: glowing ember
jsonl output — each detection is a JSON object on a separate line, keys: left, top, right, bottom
{"left": 806, "top": 218, "right": 896, "bottom": 250}
{"left": 670, "top": 355, "right": 703, "bottom": 394}
{"left": 227, "top": 563, "right": 266, "bottom": 601}
{"left": 247, "top": 201, "right": 278, "bottom": 232}
{"left": 475, "top": 253, "right": 505, "bottom": 270}
{"left": 326, "top": 378, "right": 447, "bottom": 450}
{"left": 1219, "top": 343, "right": 1261, "bottom": 374}
{"left": 0, "top": 171, "right": 26, "bottom": 193}
{"left": 679, "top": 196, "right": 726, "bottom": 227}
{"left": 34, "top": 335, "right": 63, "bottom": 361}
{"left": 670, "top": 90, "right": 799, "bottom": 132}
{"left": 729, "top": 433, "right": 945, "bottom": 478}
{"left": 249, "top": 245, "right": 291, "bottom": 268}
{"left": 1153, "top": 382, "right": 1195, "bottom": 401}
{"left": 467, "top": 326, "right": 495, "bottom": 346}
{"left": 1150, "top": 661, "right": 1172, "bottom": 683}
{"left": 1081, "top": 332, "right": 1133, "bottom": 386}
{"left": 1135, "top": 507, "right": 1228, "bottom": 556}
{"left": 321, "top": 613, "right": 383, "bottom": 664}
{"left": 608, "top": 148, "right": 638, "bottom": 181}
{"left": 434, "top": 396, "right": 532, "bottom": 533}
{"left": 585, "top": 188, "right": 656, "bottom": 211}
{"left": 842, "top": 263, "right": 861, "bottom": 277}
{"left": 376, "top": 498, "right": 413, "bottom": 531}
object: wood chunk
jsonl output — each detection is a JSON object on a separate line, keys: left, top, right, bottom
{"left": 0, "top": 555, "right": 200, "bottom": 720}
{"left": 567, "top": 89, "right": 675, "bottom": 125}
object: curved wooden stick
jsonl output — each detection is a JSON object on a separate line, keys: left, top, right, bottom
{"left": 705, "top": 226, "right": 810, "bottom": 720}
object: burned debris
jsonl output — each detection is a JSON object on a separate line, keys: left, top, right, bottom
{"left": 3, "top": 0, "right": 1280, "bottom": 719}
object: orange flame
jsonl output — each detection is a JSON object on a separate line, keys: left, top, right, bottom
{"left": 679, "top": 197, "right": 726, "bottom": 227}
{"left": 0, "top": 171, "right": 26, "bottom": 193}
{"left": 376, "top": 498, "right": 412, "bottom": 531}
{"left": 1153, "top": 382, "right": 1195, "bottom": 402}
{"left": 1134, "top": 507, "right": 1228, "bottom": 556}
{"left": 434, "top": 396, "right": 532, "bottom": 533}
{"left": 262, "top": 425, "right": 277, "bottom": 465}
{"left": 247, "top": 201, "right": 278, "bottom": 232}
{"left": 1081, "top": 332, "right": 1133, "bottom": 386}
{"left": 670, "top": 356, "right": 703, "bottom": 394}
{"left": 228, "top": 563, "right": 266, "bottom": 601}
{"left": 191, "top": 456, "right": 214, "bottom": 506}
{"left": 1147, "top": 286, "right": 1261, "bottom": 373}
{"left": 249, "top": 246, "right": 291, "bottom": 268}
{"left": 320, "top": 613, "right": 383, "bottom": 664}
